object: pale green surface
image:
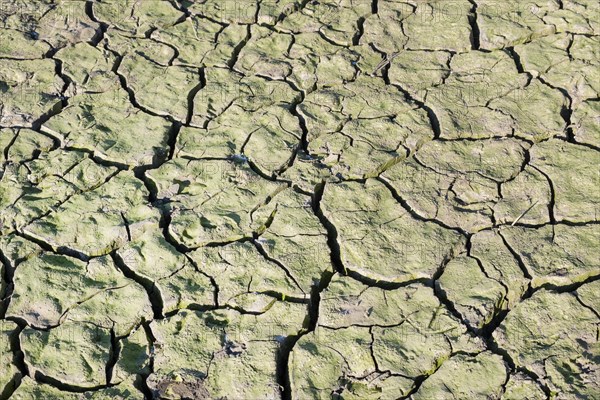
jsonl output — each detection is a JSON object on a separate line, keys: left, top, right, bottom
{"left": 8, "top": 254, "right": 153, "bottom": 335}
{"left": 0, "top": 1, "right": 598, "bottom": 399}
{"left": 412, "top": 352, "right": 507, "bottom": 399}
{"left": 322, "top": 179, "right": 466, "bottom": 282}
{"left": 0, "top": 59, "right": 64, "bottom": 127}
{"left": 495, "top": 289, "right": 600, "bottom": 398}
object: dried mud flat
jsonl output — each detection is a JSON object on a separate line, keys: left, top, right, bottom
{"left": 0, "top": 1, "right": 599, "bottom": 399}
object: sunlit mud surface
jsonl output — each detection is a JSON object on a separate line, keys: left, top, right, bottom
{"left": 0, "top": 1, "right": 599, "bottom": 399}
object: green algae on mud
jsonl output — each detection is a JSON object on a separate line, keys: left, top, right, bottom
{"left": 0, "top": 0, "right": 599, "bottom": 398}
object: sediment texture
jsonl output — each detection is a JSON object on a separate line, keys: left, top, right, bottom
{"left": 0, "top": 1, "right": 599, "bottom": 399}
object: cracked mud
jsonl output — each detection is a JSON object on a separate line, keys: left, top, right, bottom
{"left": 0, "top": 0, "right": 599, "bottom": 399}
